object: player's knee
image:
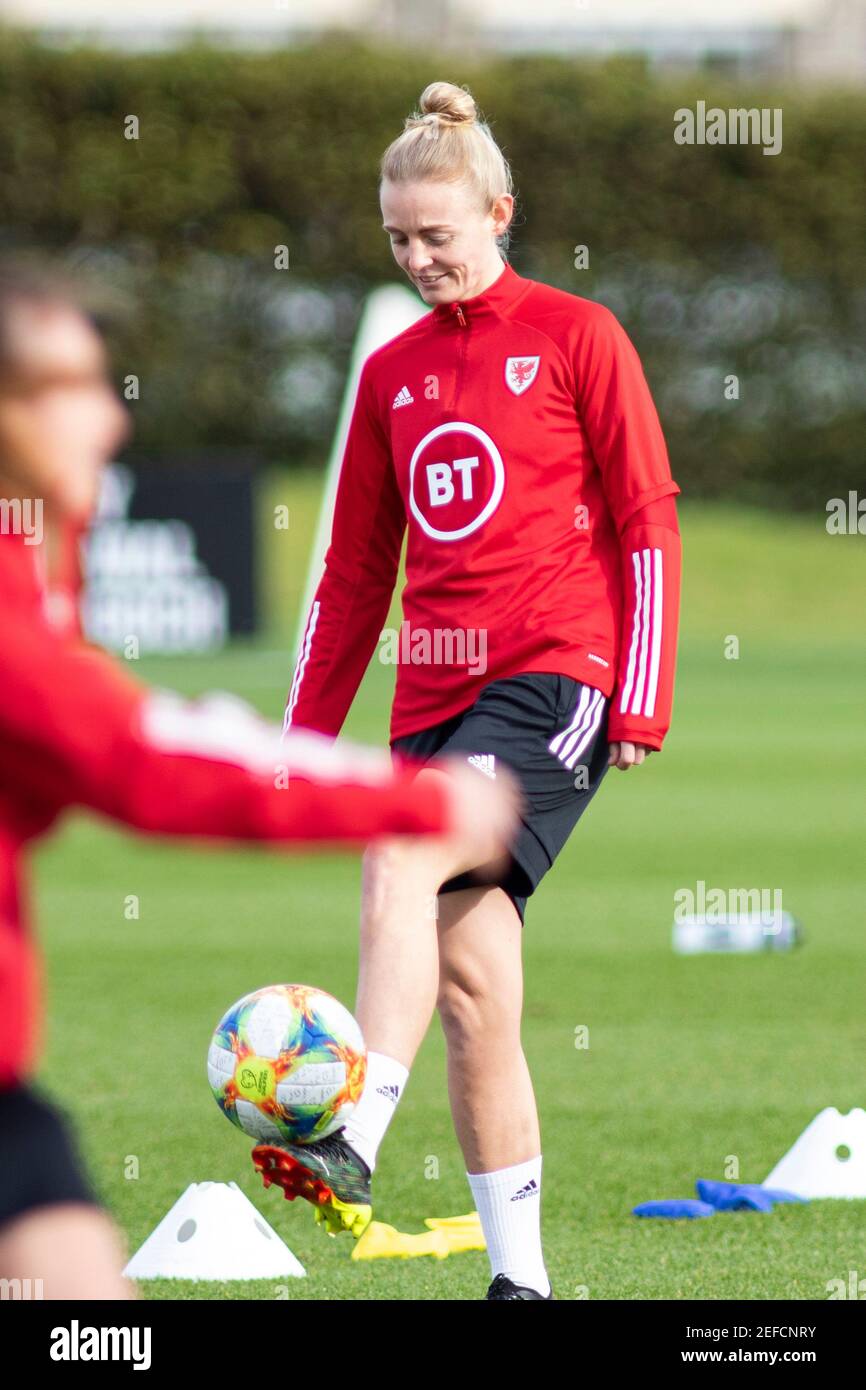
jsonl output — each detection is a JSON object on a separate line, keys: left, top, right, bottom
{"left": 437, "top": 971, "right": 505, "bottom": 1046}
{"left": 437, "top": 978, "right": 479, "bottom": 1042}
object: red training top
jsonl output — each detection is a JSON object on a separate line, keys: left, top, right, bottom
{"left": 285, "top": 259, "right": 681, "bottom": 749}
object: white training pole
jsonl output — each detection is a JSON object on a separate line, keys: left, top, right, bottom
{"left": 293, "top": 284, "right": 429, "bottom": 656}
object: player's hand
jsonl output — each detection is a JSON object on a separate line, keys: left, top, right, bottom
{"left": 607, "top": 741, "right": 655, "bottom": 771}
{"left": 435, "top": 755, "right": 522, "bottom": 866}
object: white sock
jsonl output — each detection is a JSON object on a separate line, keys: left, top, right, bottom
{"left": 340, "top": 1051, "right": 409, "bottom": 1173}
{"left": 467, "top": 1155, "right": 550, "bottom": 1297}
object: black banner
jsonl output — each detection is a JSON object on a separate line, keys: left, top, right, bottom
{"left": 80, "top": 462, "right": 256, "bottom": 655}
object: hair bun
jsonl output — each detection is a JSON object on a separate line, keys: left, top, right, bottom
{"left": 381, "top": 80, "right": 514, "bottom": 260}
{"left": 417, "top": 81, "right": 477, "bottom": 127}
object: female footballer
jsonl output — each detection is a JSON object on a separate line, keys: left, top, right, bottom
{"left": 255, "top": 81, "right": 682, "bottom": 1301}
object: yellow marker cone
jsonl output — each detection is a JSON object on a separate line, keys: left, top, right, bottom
{"left": 423, "top": 1211, "right": 486, "bottom": 1252}
{"left": 351, "top": 1211, "right": 486, "bottom": 1260}
{"left": 351, "top": 1220, "right": 450, "bottom": 1261}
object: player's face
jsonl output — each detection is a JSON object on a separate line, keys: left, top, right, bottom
{"left": 381, "top": 178, "right": 513, "bottom": 304}
{"left": 0, "top": 303, "right": 129, "bottom": 523}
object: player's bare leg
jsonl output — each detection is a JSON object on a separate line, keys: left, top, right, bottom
{"left": 436, "top": 884, "right": 551, "bottom": 1298}
{"left": 354, "top": 764, "right": 516, "bottom": 1065}
{"left": 251, "top": 761, "right": 519, "bottom": 1233}
{"left": 0, "top": 1203, "right": 136, "bottom": 1300}
{"left": 436, "top": 884, "right": 538, "bottom": 1169}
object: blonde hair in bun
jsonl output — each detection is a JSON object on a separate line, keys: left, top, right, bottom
{"left": 380, "top": 82, "right": 515, "bottom": 256}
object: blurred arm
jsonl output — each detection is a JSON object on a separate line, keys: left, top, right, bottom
{"left": 0, "top": 620, "right": 449, "bottom": 844}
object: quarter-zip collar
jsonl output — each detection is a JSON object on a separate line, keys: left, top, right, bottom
{"left": 432, "top": 259, "right": 529, "bottom": 326}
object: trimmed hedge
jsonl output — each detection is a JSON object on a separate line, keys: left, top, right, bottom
{"left": 0, "top": 30, "right": 863, "bottom": 506}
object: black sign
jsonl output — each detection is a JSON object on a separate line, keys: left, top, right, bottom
{"left": 81, "top": 463, "right": 256, "bottom": 654}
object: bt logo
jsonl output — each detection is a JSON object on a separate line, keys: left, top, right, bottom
{"left": 409, "top": 422, "right": 504, "bottom": 542}
{"left": 426, "top": 457, "right": 479, "bottom": 507}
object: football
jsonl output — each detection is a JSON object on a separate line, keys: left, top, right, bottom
{"left": 207, "top": 983, "right": 366, "bottom": 1144}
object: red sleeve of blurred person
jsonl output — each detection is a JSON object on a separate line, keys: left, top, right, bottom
{"left": 0, "top": 524, "right": 449, "bottom": 1087}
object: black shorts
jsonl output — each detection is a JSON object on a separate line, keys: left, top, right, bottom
{"left": 391, "top": 672, "right": 611, "bottom": 924}
{"left": 0, "top": 1084, "right": 99, "bottom": 1229}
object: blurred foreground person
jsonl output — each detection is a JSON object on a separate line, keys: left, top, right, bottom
{"left": 0, "top": 263, "right": 519, "bottom": 1299}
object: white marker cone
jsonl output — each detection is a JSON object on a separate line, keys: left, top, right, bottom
{"left": 123, "top": 1182, "right": 305, "bottom": 1280}
{"left": 763, "top": 1107, "right": 866, "bottom": 1198}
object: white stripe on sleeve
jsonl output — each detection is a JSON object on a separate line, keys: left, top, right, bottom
{"left": 283, "top": 599, "right": 320, "bottom": 736}
{"left": 140, "top": 687, "right": 393, "bottom": 786}
{"left": 618, "top": 547, "right": 663, "bottom": 721}
{"left": 618, "top": 550, "right": 644, "bottom": 715}
{"left": 629, "top": 549, "right": 652, "bottom": 716}
{"left": 642, "top": 549, "right": 663, "bottom": 718}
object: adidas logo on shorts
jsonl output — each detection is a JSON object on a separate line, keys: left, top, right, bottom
{"left": 392, "top": 385, "right": 414, "bottom": 409}
{"left": 467, "top": 753, "right": 496, "bottom": 779}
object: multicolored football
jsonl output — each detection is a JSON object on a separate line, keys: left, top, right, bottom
{"left": 207, "top": 984, "right": 366, "bottom": 1144}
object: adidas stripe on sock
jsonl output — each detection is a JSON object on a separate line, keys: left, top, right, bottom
{"left": 340, "top": 1051, "right": 409, "bottom": 1173}
{"left": 467, "top": 1155, "right": 551, "bottom": 1297}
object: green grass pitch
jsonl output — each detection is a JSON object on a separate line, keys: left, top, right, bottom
{"left": 32, "top": 487, "right": 866, "bottom": 1299}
